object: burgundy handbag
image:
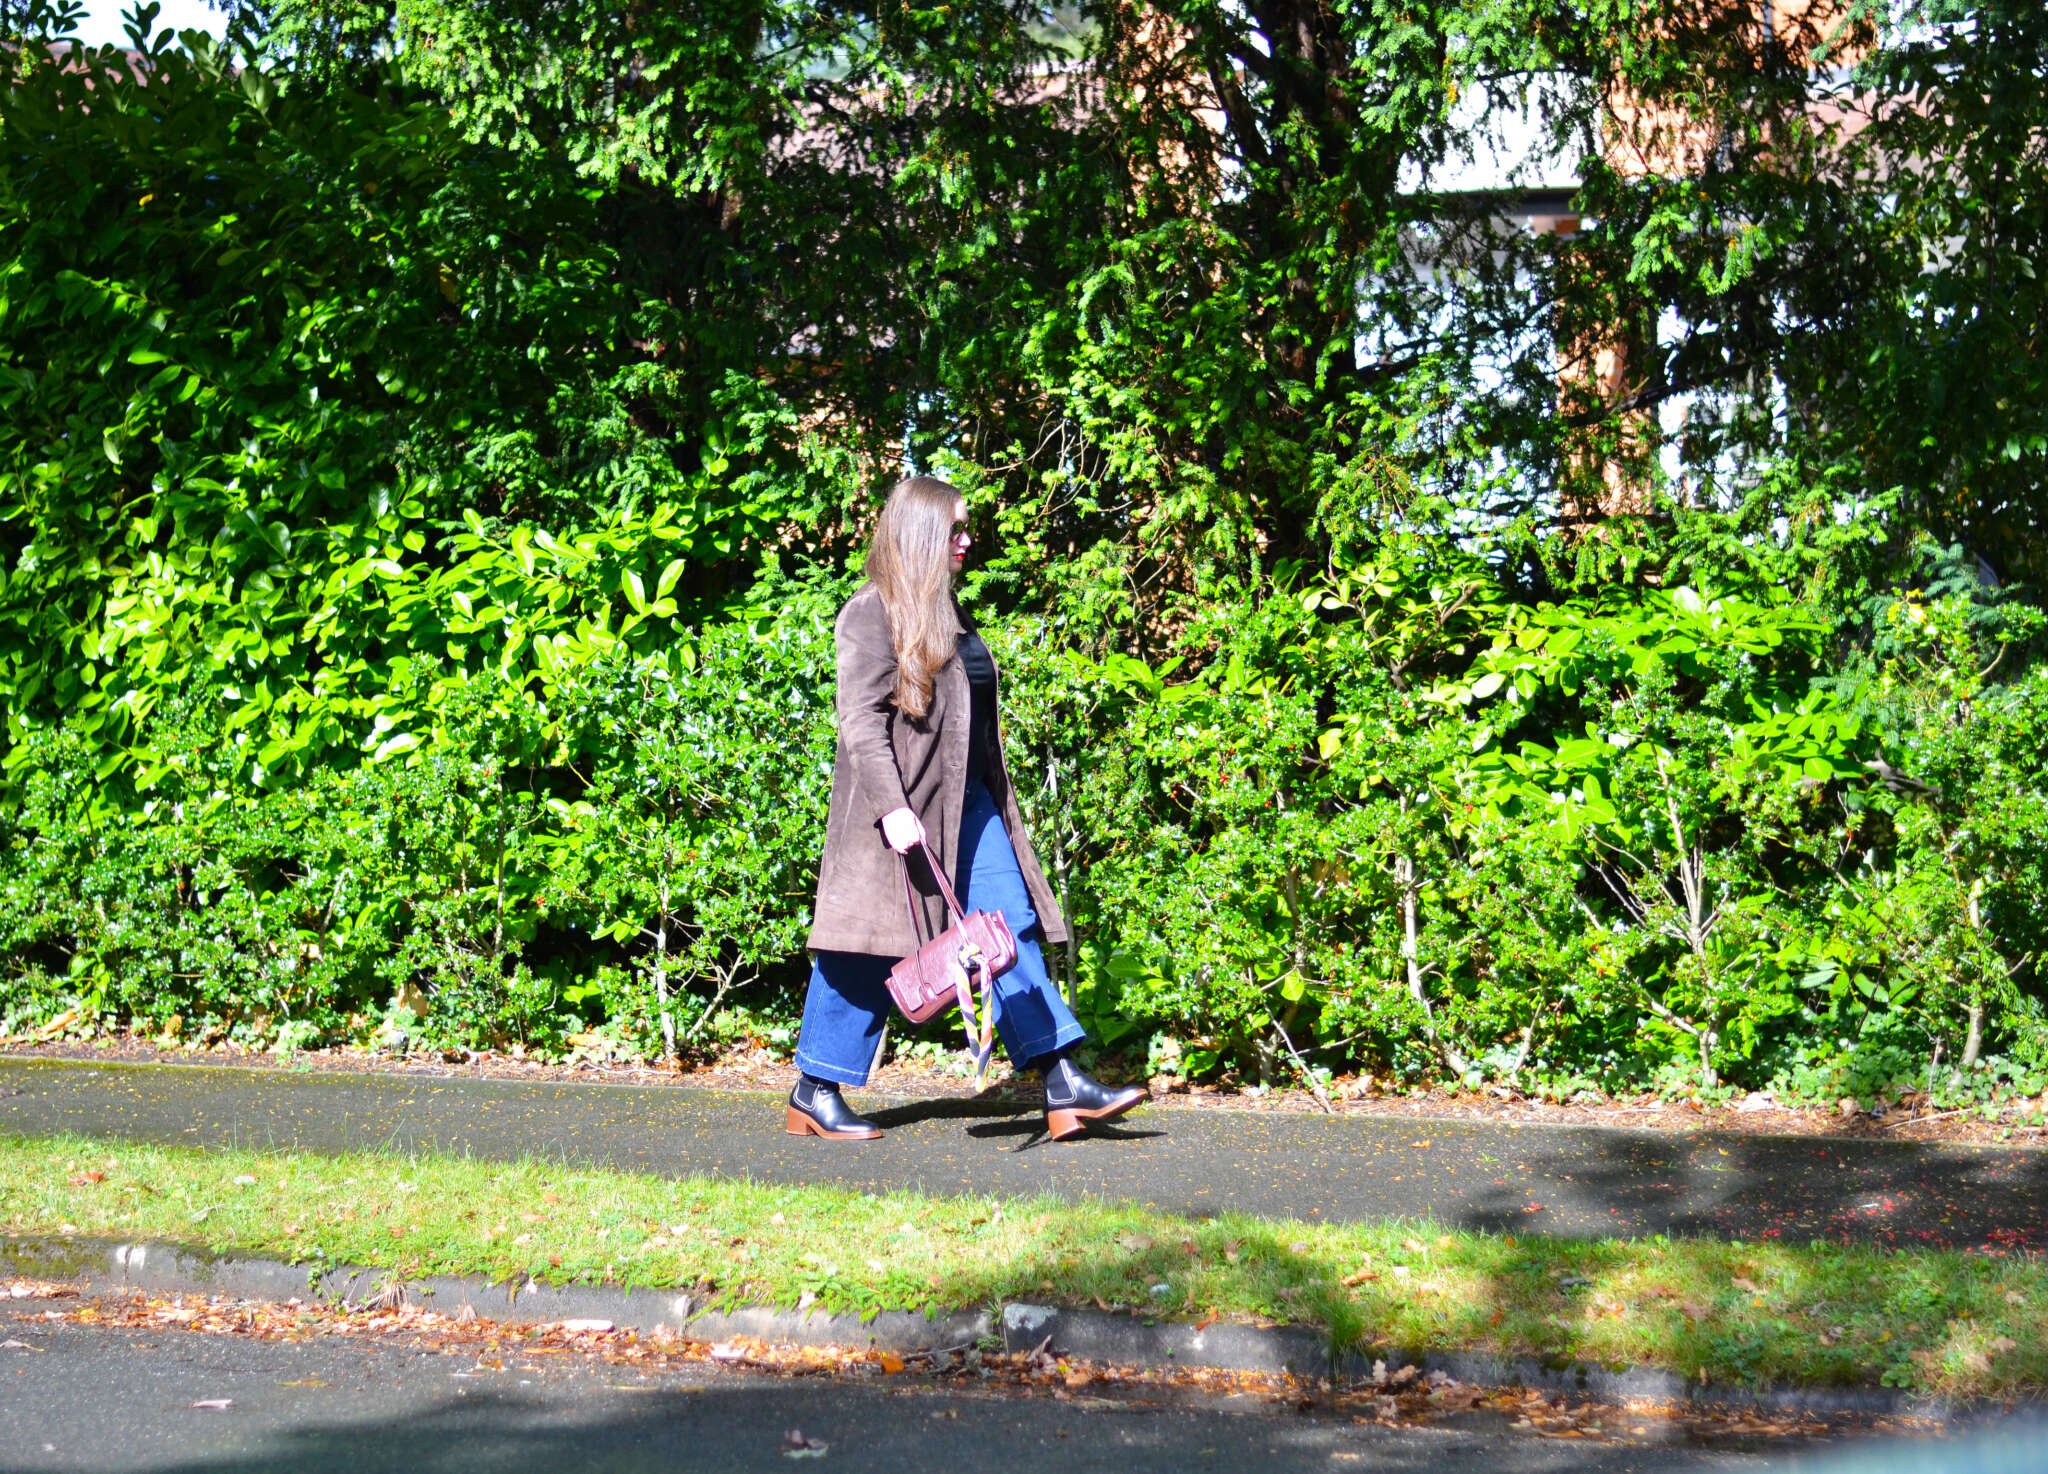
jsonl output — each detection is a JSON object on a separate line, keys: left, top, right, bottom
{"left": 886, "top": 841, "right": 1017, "bottom": 1082}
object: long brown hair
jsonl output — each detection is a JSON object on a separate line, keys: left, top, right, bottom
{"left": 865, "top": 475, "right": 961, "bottom": 720}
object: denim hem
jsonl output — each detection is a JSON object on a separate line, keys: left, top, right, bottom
{"left": 793, "top": 1048, "right": 871, "bottom": 1088}
{"left": 1006, "top": 1018, "right": 1087, "bottom": 1067}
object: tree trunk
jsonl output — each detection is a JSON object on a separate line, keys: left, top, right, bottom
{"left": 1398, "top": 811, "right": 1472, "bottom": 1079}
{"left": 1961, "top": 881, "right": 1988, "bottom": 1072}
{"left": 653, "top": 875, "right": 677, "bottom": 1064}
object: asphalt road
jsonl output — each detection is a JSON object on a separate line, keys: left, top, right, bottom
{"left": 4, "top": 1057, "right": 2045, "bottom": 1249}
{"left": 0, "top": 1292, "right": 1779, "bottom": 1474}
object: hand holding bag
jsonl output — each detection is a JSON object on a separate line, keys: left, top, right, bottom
{"left": 885, "top": 842, "right": 1017, "bottom": 1083}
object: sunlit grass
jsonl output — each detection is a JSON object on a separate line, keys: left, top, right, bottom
{"left": 4, "top": 1131, "right": 2044, "bottom": 1398}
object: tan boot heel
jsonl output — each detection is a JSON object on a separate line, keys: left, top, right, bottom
{"left": 1046, "top": 1109, "right": 1086, "bottom": 1141}
{"left": 786, "top": 1106, "right": 821, "bottom": 1137}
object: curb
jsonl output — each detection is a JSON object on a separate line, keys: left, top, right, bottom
{"left": 997, "top": 1303, "right": 1953, "bottom": 1420}
{"left": 5, "top": 1234, "right": 1954, "bottom": 1421}
{"left": 1, "top": 1234, "right": 988, "bottom": 1357}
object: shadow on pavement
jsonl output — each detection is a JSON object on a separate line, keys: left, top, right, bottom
{"left": 863, "top": 1091, "right": 1169, "bottom": 1151}
{"left": 0, "top": 1374, "right": 1763, "bottom": 1474}
{"left": 861, "top": 1095, "right": 1039, "bottom": 1129}
{"left": 963, "top": 1117, "right": 1169, "bottom": 1151}
{"left": 1446, "top": 1129, "right": 2048, "bottom": 1249}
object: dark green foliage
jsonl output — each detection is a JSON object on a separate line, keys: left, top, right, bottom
{"left": 0, "top": 9, "right": 839, "bottom": 776}
{"left": 0, "top": 593, "right": 842, "bottom": 1054}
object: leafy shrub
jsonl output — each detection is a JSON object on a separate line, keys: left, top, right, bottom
{"left": 3, "top": 13, "right": 2045, "bottom": 1097}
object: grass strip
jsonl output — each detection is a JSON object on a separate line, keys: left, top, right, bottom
{"left": 4, "top": 1131, "right": 2043, "bottom": 1399}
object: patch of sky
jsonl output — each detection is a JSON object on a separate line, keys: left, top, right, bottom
{"left": 68, "top": 0, "right": 227, "bottom": 47}
{"left": 1398, "top": 68, "right": 1587, "bottom": 199}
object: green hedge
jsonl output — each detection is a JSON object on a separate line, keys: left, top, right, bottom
{"left": 5, "top": 552, "right": 2045, "bottom": 1107}
{"left": 4, "top": 15, "right": 2047, "bottom": 1106}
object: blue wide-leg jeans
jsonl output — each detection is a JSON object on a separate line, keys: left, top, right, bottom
{"left": 794, "top": 779, "right": 1085, "bottom": 1086}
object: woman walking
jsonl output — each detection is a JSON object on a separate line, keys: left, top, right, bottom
{"left": 787, "top": 475, "right": 1146, "bottom": 1142}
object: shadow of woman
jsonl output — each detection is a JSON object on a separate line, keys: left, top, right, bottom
{"left": 860, "top": 1094, "right": 1041, "bottom": 1130}
{"left": 857, "top": 1091, "right": 1167, "bottom": 1150}
{"left": 963, "top": 1116, "right": 1169, "bottom": 1152}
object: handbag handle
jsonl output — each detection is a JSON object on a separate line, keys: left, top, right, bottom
{"left": 900, "top": 838, "right": 969, "bottom": 945}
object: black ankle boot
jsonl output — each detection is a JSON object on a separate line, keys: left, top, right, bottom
{"left": 785, "top": 1076, "right": 882, "bottom": 1140}
{"left": 1040, "top": 1056, "right": 1147, "bottom": 1141}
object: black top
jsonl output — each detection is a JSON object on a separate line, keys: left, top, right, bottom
{"left": 959, "top": 631, "right": 998, "bottom": 784}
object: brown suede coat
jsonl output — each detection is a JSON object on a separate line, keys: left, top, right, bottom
{"left": 805, "top": 584, "right": 1068, "bottom": 958}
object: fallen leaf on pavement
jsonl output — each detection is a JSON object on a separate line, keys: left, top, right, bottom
{"left": 782, "top": 1428, "right": 829, "bottom": 1458}
{"left": 873, "top": 1351, "right": 905, "bottom": 1374}
{"left": 1026, "top": 1349, "right": 1058, "bottom": 1379}
{"left": 559, "top": 1319, "right": 613, "bottom": 1334}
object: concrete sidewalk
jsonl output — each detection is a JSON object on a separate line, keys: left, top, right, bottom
{"left": 0, "top": 1284, "right": 1803, "bottom": 1474}
{"left": 5, "top": 1057, "right": 2045, "bottom": 1250}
